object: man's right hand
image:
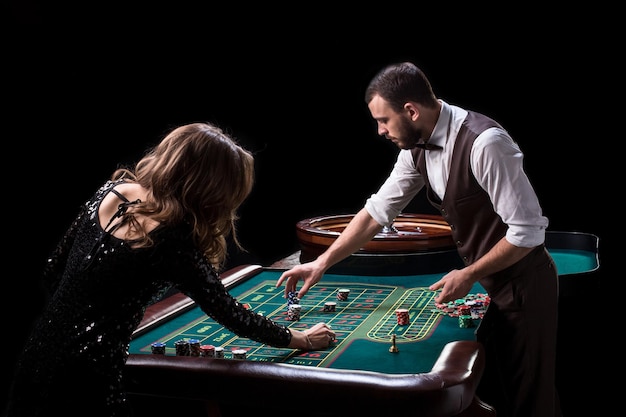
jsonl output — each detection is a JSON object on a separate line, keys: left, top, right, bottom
{"left": 275, "top": 261, "right": 326, "bottom": 299}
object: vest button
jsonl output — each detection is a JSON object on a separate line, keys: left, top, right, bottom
{"left": 456, "top": 240, "right": 463, "bottom": 247}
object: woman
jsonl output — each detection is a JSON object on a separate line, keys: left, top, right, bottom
{"left": 6, "top": 122, "right": 335, "bottom": 416}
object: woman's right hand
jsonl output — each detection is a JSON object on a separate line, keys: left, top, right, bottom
{"left": 289, "top": 322, "right": 336, "bottom": 350}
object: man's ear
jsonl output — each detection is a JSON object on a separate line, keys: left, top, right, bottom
{"left": 404, "top": 102, "right": 420, "bottom": 121}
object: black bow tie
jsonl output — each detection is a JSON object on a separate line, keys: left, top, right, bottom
{"left": 415, "top": 142, "right": 442, "bottom": 150}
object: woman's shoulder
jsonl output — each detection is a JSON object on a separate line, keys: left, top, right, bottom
{"left": 98, "top": 181, "right": 159, "bottom": 237}
{"left": 97, "top": 181, "right": 137, "bottom": 219}
{"left": 109, "top": 181, "right": 148, "bottom": 201}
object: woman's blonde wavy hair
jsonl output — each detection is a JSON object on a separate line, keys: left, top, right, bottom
{"left": 111, "top": 122, "right": 255, "bottom": 269}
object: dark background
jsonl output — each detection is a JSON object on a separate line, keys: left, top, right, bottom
{"left": 4, "top": 2, "right": 616, "bottom": 415}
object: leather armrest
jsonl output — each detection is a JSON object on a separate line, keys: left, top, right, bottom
{"left": 125, "top": 340, "right": 486, "bottom": 417}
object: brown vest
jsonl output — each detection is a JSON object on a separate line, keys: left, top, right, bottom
{"left": 412, "top": 111, "right": 505, "bottom": 267}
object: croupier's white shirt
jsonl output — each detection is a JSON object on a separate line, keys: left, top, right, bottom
{"left": 364, "top": 100, "right": 548, "bottom": 248}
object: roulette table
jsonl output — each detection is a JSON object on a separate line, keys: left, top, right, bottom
{"left": 126, "top": 265, "right": 494, "bottom": 416}
{"left": 125, "top": 234, "right": 597, "bottom": 416}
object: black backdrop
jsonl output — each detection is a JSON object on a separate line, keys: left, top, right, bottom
{"left": 4, "top": 3, "right": 616, "bottom": 415}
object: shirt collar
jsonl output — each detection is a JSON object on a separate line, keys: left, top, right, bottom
{"left": 428, "top": 100, "right": 468, "bottom": 150}
{"left": 428, "top": 100, "right": 451, "bottom": 148}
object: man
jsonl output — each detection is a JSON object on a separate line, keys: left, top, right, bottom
{"left": 276, "top": 62, "right": 560, "bottom": 417}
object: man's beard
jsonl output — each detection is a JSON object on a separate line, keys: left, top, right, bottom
{"left": 395, "top": 117, "right": 422, "bottom": 150}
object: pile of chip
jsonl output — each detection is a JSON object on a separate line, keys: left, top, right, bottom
{"left": 434, "top": 293, "right": 490, "bottom": 319}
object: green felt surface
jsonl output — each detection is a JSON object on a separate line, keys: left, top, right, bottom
{"left": 130, "top": 270, "right": 481, "bottom": 373}
{"left": 550, "top": 249, "right": 598, "bottom": 275}
{"left": 129, "top": 249, "right": 596, "bottom": 374}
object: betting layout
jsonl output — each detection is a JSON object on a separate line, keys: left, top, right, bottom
{"left": 131, "top": 279, "right": 487, "bottom": 367}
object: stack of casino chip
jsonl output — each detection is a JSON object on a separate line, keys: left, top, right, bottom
{"left": 286, "top": 291, "right": 302, "bottom": 321}
{"left": 187, "top": 339, "right": 201, "bottom": 356}
{"left": 458, "top": 304, "right": 474, "bottom": 328}
{"left": 214, "top": 346, "right": 225, "bottom": 358}
{"left": 151, "top": 342, "right": 166, "bottom": 355}
{"left": 458, "top": 314, "right": 474, "bottom": 328}
{"left": 287, "top": 291, "right": 300, "bottom": 307}
{"left": 395, "top": 308, "right": 410, "bottom": 325}
{"left": 287, "top": 304, "right": 302, "bottom": 321}
{"left": 174, "top": 339, "right": 190, "bottom": 356}
{"left": 200, "top": 344, "right": 215, "bottom": 358}
{"left": 323, "top": 301, "right": 336, "bottom": 312}
{"left": 464, "top": 294, "right": 489, "bottom": 319}
{"left": 232, "top": 349, "right": 247, "bottom": 360}
{"left": 337, "top": 288, "right": 350, "bottom": 301}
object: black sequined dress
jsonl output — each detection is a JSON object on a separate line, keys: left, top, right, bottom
{"left": 6, "top": 180, "right": 291, "bottom": 416}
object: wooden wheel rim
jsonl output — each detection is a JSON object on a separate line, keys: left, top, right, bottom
{"left": 296, "top": 213, "right": 455, "bottom": 254}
